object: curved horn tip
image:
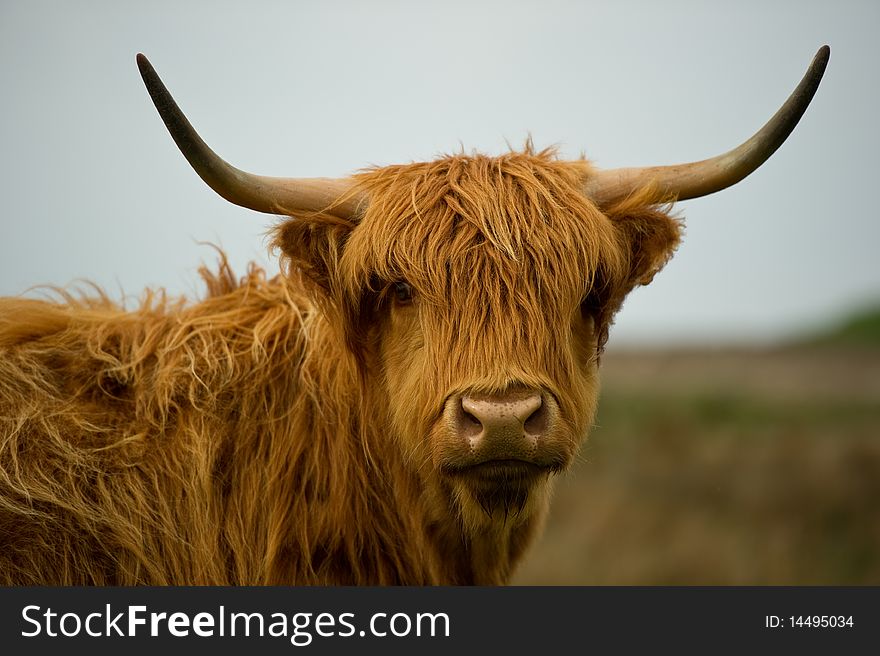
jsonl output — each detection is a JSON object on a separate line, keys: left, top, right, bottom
{"left": 583, "top": 45, "right": 831, "bottom": 206}
{"left": 811, "top": 45, "right": 831, "bottom": 76}
{"left": 134, "top": 53, "right": 363, "bottom": 219}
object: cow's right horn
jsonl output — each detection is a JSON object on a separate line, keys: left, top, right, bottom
{"left": 583, "top": 46, "right": 830, "bottom": 206}
{"left": 137, "top": 54, "right": 366, "bottom": 220}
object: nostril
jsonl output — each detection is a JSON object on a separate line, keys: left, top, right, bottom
{"left": 514, "top": 394, "right": 542, "bottom": 423}
{"left": 458, "top": 403, "right": 484, "bottom": 439}
{"left": 523, "top": 400, "right": 548, "bottom": 436}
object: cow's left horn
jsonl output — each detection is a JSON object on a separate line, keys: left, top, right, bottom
{"left": 137, "top": 54, "right": 365, "bottom": 219}
{"left": 583, "top": 46, "right": 830, "bottom": 206}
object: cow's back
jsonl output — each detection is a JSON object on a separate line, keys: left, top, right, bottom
{"left": 0, "top": 261, "right": 315, "bottom": 584}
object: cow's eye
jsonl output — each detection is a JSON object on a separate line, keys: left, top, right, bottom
{"left": 392, "top": 281, "right": 414, "bottom": 305}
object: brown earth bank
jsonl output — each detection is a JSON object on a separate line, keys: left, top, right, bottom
{"left": 512, "top": 346, "right": 880, "bottom": 585}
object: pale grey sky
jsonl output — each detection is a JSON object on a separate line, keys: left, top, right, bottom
{"left": 1, "top": 0, "right": 877, "bottom": 345}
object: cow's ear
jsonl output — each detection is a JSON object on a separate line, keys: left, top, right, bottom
{"left": 610, "top": 204, "right": 682, "bottom": 294}
{"left": 272, "top": 218, "right": 354, "bottom": 299}
{"left": 586, "top": 201, "right": 682, "bottom": 352}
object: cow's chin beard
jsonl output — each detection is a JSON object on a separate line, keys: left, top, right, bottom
{"left": 444, "top": 463, "right": 557, "bottom": 529}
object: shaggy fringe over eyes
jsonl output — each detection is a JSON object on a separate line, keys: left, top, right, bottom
{"left": 346, "top": 145, "right": 623, "bottom": 300}
{"left": 340, "top": 145, "right": 680, "bottom": 360}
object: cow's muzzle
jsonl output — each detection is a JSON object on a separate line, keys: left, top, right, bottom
{"left": 440, "top": 386, "right": 567, "bottom": 473}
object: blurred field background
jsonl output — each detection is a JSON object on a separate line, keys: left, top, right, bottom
{"left": 513, "top": 307, "right": 880, "bottom": 585}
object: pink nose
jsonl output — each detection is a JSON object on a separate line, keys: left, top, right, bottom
{"left": 457, "top": 390, "right": 547, "bottom": 457}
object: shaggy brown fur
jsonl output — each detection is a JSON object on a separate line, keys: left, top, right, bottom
{"left": 0, "top": 147, "right": 680, "bottom": 584}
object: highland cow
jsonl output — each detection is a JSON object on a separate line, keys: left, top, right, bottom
{"left": 0, "top": 48, "right": 829, "bottom": 584}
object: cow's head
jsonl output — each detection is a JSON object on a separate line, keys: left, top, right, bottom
{"left": 137, "top": 47, "right": 828, "bottom": 529}
{"left": 269, "top": 151, "right": 683, "bottom": 528}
